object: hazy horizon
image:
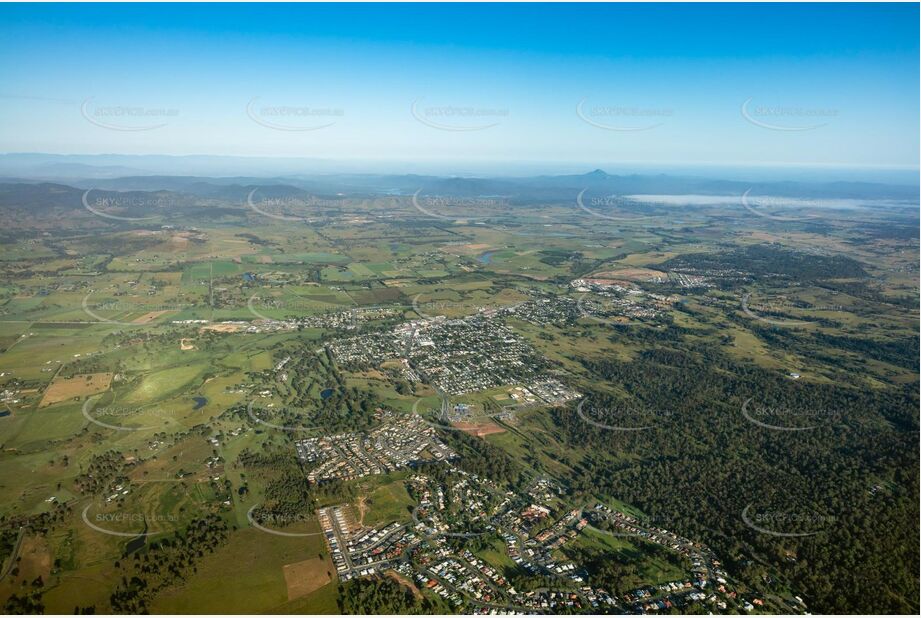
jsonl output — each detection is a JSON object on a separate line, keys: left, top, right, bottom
{"left": 1, "top": 152, "right": 919, "bottom": 186}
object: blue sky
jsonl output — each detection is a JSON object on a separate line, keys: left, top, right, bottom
{"left": 0, "top": 3, "right": 917, "bottom": 172}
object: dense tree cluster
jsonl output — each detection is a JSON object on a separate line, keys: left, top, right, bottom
{"left": 73, "top": 451, "right": 130, "bottom": 495}
{"left": 661, "top": 244, "right": 869, "bottom": 284}
{"left": 440, "top": 429, "right": 525, "bottom": 489}
{"left": 3, "top": 590, "right": 44, "bottom": 615}
{"left": 237, "top": 447, "right": 353, "bottom": 521}
{"left": 550, "top": 342, "right": 918, "bottom": 613}
{"left": 109, "top": 514, "right": 229, "bottom": 613}
{"left": 240, "top": 347, "right": 382, "bottom": 433}
{"left": 338, "top": 576, "right": 433, "bottom": 614}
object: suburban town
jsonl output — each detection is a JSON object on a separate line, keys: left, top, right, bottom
{"left": 310, "top": 468, "right": 766, "bottom": 614}
{"left": 296, "top": 412, "right": 457, "bottom": 483}
{"left": 328, "top": 314, "right": 552, "bottom": 396}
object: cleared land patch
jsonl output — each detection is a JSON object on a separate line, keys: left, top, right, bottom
{"left": 40, "top": 372, "right": 112, "bottom": 407}
{"left": 452, "top": 420, "right": 506, "bottom": 437}
{"left": 200, "top": 323, "right": 245, "bottom": 333}
{"left": 591, "top": 267, "right": 667, "bottom": 281}
{"left": 282, "top": 558, "right": 331, "bottom": 601}
{"left": 132, "top": 310, "right": 174, "bottom": 324}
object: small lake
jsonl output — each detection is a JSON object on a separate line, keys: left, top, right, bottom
{"left": 477, "top": 251, "right": 494, "bottom": 264}
{"left": 192, "top": 396, "right": 208, "bottom": 410}
{"left": 320, "top": 388, "right": 334, "bottom": 400}
{"left": 125, "top": 520, "right": 149, "bottom": 554}
{"left": 125, "top": 534, "right": 146, "bottom": 554}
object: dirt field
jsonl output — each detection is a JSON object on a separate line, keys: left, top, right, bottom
{"left": 167, "top": 236, "right": 189, "bottom": 249}
{"left": 452, "top": 421, "right": 506, "bottom": 437}
{"left": 356, "top": 496, "right": 368, "bottom": 526}
{"left": 282, "top": 558, "right": 331, "bottom": 601}
{"left": 180, "top": 338, "right": 196, "bottom": 350}
{"left": 441, "top": 243, "right": 491, "bottom": 255}
{"left": 40, "top": 372, "right": 113, "bottom": 407}
{"left": 133, "top": 310, "right": 173, "bottom": 324}
{"left": 385, "top": 569, "right": 422, "bottom": 600}
{"left": 200, "top": 323, "right": 245, "bottom": 333}
{"left": 592, "top": 267, "right": 667, "bottom": 281}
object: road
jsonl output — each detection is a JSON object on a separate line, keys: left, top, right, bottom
{"left": 0, "top": 527, "right": 25, "bottom": 582}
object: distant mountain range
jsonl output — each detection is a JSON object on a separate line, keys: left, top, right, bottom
{"left": 0, "top": 154, "right": 917, "bottom": 210}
